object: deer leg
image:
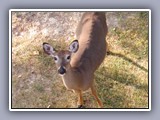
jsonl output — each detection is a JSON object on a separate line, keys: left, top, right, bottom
{"left": 91, "top": 85, "right": 103, "bottom": 108}
{"left": 75, "top": 90, "right": 84, "bottom": 108}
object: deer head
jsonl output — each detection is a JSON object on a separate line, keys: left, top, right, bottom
{"left": 43, "top": 40, "right": 79, "bottom": 75}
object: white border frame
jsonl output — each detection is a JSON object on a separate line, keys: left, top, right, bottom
{"left": 9, "top": 9, "right": 151, "bottom": 111}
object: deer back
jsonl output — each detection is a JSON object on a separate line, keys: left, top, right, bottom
{"left": 71, "top": 12, "right": 108, "bottom": 72}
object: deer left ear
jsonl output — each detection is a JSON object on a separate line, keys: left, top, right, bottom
{"left": 69, "top": 40, "right": 79, "bottom": 53}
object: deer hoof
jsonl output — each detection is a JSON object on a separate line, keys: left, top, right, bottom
{"left": 77, "top": 105, "right": 85, "bottom": 108}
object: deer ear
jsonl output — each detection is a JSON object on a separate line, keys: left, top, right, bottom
{"left": 69, "top": 40, "right": 79, "bottom": 53}
{"left": 43, "top": 42, "right": 56, "bottom": 55}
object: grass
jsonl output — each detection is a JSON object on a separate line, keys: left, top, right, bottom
{"left": 11, "top": 12, "right": 149, "bottom": 109}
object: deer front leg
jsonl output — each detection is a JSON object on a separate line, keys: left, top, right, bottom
{"left": 74, "top": 90, "right": 84, "bottom": 108}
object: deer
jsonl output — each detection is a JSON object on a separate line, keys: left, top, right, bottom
{"left": 43, "top": 12, "right": 108, "bottom": 108}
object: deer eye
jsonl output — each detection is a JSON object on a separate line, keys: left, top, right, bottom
{"left": 66, "top": 55, "right": 71, "bottom": 60}
{"left": 53, "top": 56, "right": 58, "bottom": 61}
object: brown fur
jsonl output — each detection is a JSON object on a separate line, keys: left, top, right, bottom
{"left": 43, "top": 12, "right": 108, "bottom": 108}
{"left": 61, "top": 12, "right": 108, "bottom": 107}
{"left": 64, "top": 12, "right": 108, "bottom": 91}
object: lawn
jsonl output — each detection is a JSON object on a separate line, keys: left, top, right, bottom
{"left": 11, "top": 11, "right": 149, "bottom": 109}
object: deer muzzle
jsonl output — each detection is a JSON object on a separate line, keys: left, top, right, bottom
{"left": 58, "top": 66, "right": 66, "bottom": 75}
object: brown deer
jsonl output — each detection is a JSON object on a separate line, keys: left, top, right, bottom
{"left": 43, "top": 12, "right": 108, "bottom": 108}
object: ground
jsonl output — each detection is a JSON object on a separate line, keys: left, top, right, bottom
{"left": 11, "top": 11, "right": 149, "bottom": 108}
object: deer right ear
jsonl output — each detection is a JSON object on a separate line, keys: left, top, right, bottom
{"left": 69, "top": 40, "right": 79, "bottom": 53}
{"left": 43, "top": 42, "right": 56, "bottom": 55}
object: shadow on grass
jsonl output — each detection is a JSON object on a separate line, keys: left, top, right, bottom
{"left": 107, "top": 51, "right": 148, "bottom": 72}
{"left": 97, "top": 63, "right": 148, "bottom": 92}
{"left": 95, "top": 59, "right": 148, "bottom": 108}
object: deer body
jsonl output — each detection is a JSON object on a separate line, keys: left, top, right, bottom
{"left": 63, "top": 12, "right": 107, "bottom": 91}
{"left": 43, "top": 12, "right": 107, "bottom": 108}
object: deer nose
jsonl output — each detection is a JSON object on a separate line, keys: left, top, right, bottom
{"left": 58, "top": 66, "right": 66, "bottom": 75}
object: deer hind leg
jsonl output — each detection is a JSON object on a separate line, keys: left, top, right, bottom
{"left": 91, "top": 85, "right": 103, "bottom": 108}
